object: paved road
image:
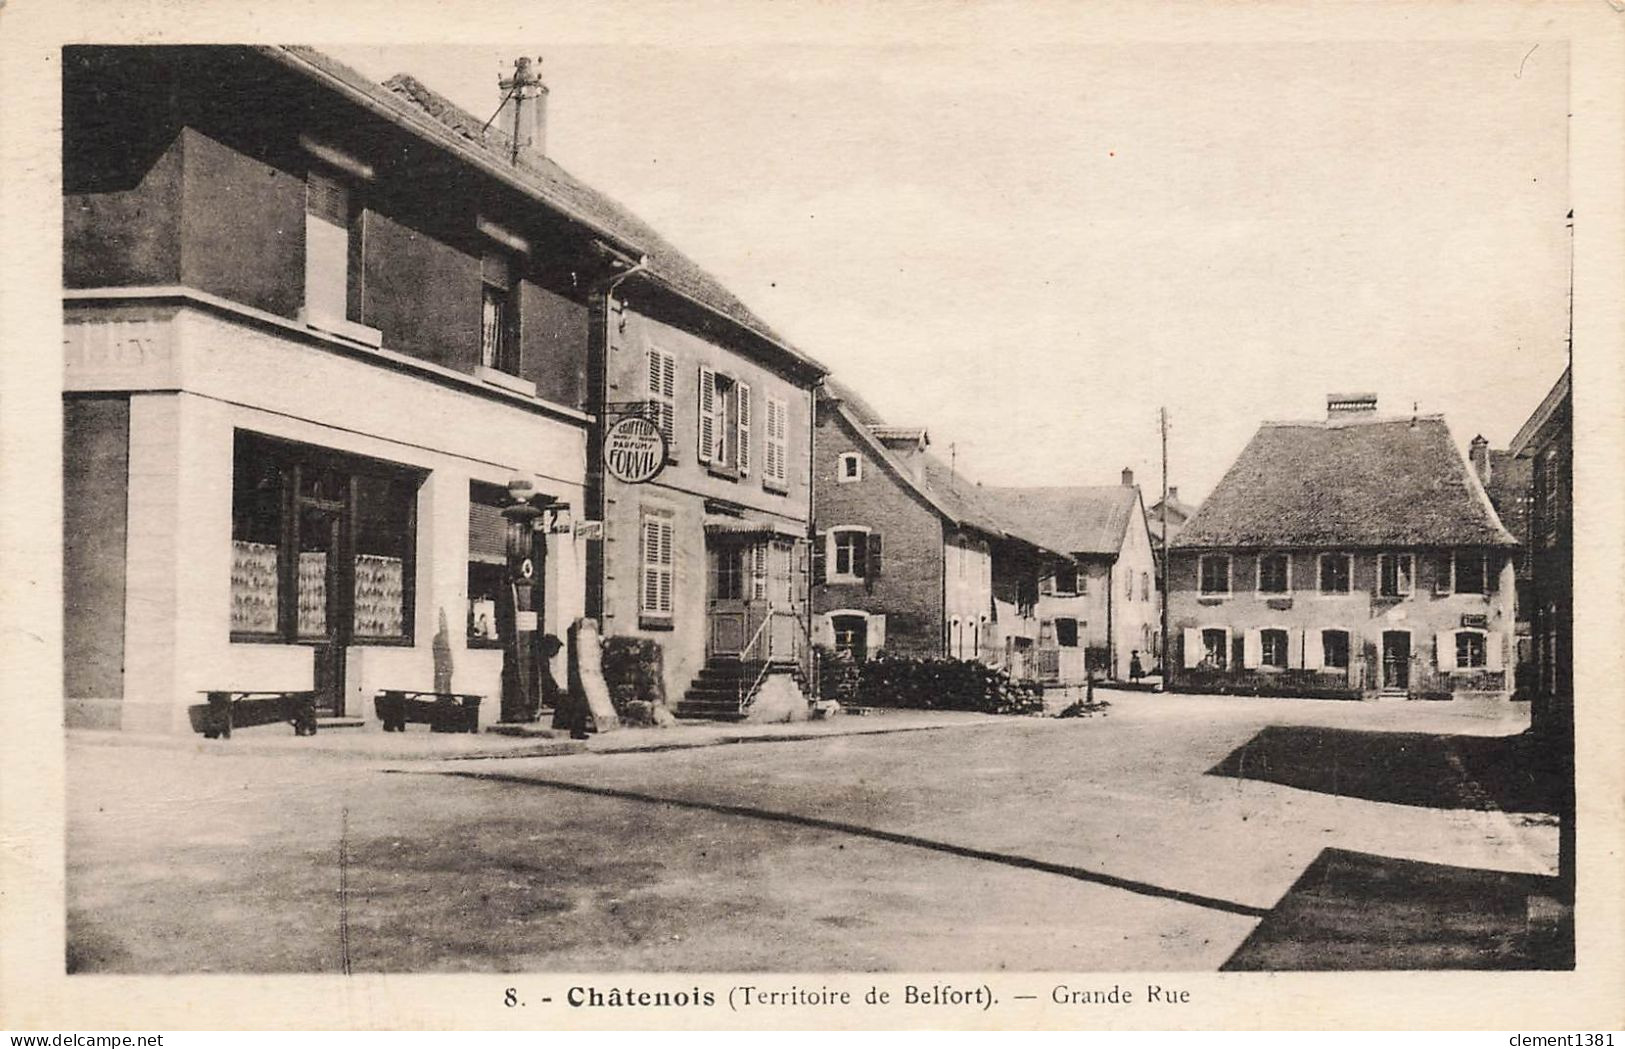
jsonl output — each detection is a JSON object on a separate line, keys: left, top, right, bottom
{"left": 67, "top": 692, "right": 1551, "bottom": 973}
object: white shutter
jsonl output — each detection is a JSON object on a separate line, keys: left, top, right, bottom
{"left": 1243, "top": 629, "right": 1261, "bottom": 669}
{"left": 737, "top": 381, "right": 752, "bottom": 474}
{"left": 813, "top": 614, "right": 835, "bottom": 648}
{"left": 750, "top": 543, "right": 767, "bottom": 600}
{"left": 658, "top": 518, "right": 674, "bottom": 614}
{"left": 1182, "top": 628, "right": 1201, "bottom": 669}
{"left": 870, "top": 614, "right": 887, "bottom": 653}
{"left": 697, "top": 365, "right": 717, "bottom": 463}
{"left": 646, "top": 348, "right": 676, "bottom": 445}
{"left": 1289, "top": 629, "right": 1305, "bottom": 669}
{"left": 1303, "top": 629, "right": 1324, "bottom": 670}
{"left": 765, "top": 395, "right": 789, "bottom": 485}
{"left": 1486, "top": 633, "right": 1504, "bottom": 671}
{"left": 640, "top": 516, "right": 660, "bottom": 615}
{"left": 1436, "top": 631, "right": 1455, "bottom": 672}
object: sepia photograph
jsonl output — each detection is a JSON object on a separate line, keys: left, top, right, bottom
{"left": 4, "top": 0, "right": 1624, "bottom": 1034}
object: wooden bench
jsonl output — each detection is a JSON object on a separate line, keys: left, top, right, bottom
{"left": 373, "top": 690, "right": 483, "bottom": 734}
{"left": 189, "top": 691, "right": 318, "bottom": 739}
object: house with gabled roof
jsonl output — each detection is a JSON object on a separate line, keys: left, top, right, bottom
{"left": 1166, "top": 393, "right": 1519, "bottom": 700}
{"left": 975, "top": 473, "right": 1160, "bottom": 682}
{"left": 811, "top": 380, "right": 1158, "bottom": 683}
{"left": 810, "top": 380, "right": 1045, "bottom": 665}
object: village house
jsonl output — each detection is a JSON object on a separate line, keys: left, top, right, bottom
{"left": 379, "top": 75, "right": 827, "bottom": 720}
{"left": 976, "top": 472, "right": 1161, "bottom": 682}
{"left": 810, "top": 381, "right": 1036, "bottom": 664}
{"left": 1508, "top": 366, "right": 1571, "bottom": 731}
{"left": 1472, "top": 432, "right": 1535, "bottom": 695}
{"left": 1165, "top": 394, "right": 1519, "bottom": 700}
{"left": 62, "top": 45, "right": 821, "bottom": 733}
{"left": 811, "top": 381, "right": 1157, "bottom": 684}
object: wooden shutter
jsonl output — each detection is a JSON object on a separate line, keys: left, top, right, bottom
{"left": 736, "top": 382, "right": 752, "bottom": 474}
{"left": 812, "top": 614, "right": 835, "bottom": 647}
{"left": 1243, "top": 628, "right": 1261, "bottom": 669}
{"left": 647, "top": 349, "right": 676, "bottom": 444}
{"left": 867, "top": 533, "right": 883, "bottom": 577}
{"left": 1436, "top": 631, "right": 1455, "bottom": 672}
{"left": 870, "top": 613, "right": 887, "bottom": 652}
{"left": 1486, "top": 632, "right": 1504, "bottom": 671}
{"left": 697, "top": 365, "right": 717, "bottom": 463}
{"left": 750, "top": 543, "right": 767, "bottom": 600}
{"left": 765, "top": 396, "right": 788, "bottom": 485}
{"left": 1182, "top": 627, "right": 1201, "bottom": 669}
{"left": 1303, "top": 629, "right": 1324, "bottom": 670}
{"left": 1289, "top": 629, "right": 1305, "bottom": 669}
{"left": 811, "top": 531, "right": 827, "bottom": 586}
{"left": 640, "top": 516, "right": 661, "bottom": 614}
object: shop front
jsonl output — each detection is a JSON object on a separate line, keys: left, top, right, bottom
{"left": 63, "top": 298, "right": 588, "bottom": 733}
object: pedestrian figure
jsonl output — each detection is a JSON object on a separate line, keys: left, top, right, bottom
{"left": 1129, "top": 649, "right": 1145, "bottom": 682}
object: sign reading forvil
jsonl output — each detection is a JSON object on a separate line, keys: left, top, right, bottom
{"left": 604, "top": 417, "right": 667, "bottom": 484}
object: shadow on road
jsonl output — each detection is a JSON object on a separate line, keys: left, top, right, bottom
{"left": 1222, "top": 847, "right": 1574, "bottom": 971}
{"left": 1206, "top": 725, "right": 1561, "bottom": 813}
{"left": 423, "top": 769, "right": 1270, "bottom": 919}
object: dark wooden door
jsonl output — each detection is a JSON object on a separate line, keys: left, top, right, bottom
{"left": 298, "top": 501, "right": 346, "bottom": 716}
{"left": 1382, "top": 631, "right": 1411, "bottom": 690}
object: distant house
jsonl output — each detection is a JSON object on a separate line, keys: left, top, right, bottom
{"left": 1166, "top": 394, "right": 1519, "bottom": 700}
{"left": 977, "top": 471, "right": 1161, "bottom": 682}
{"left": 810, "top": 381, "right": 1045, "bottom": 664}
{"left": 1148, "top": 485, "right": 1199, "bottom": 549}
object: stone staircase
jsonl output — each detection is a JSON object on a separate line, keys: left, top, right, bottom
{"left": 677, "top": 656, "right": 809, "bottom": 721}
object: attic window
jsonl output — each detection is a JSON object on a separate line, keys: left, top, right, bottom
{"left": 838, "top": 453, "right": 862, "bottom": 483}
{"left": 1454, "top": 553, "right": 1487, "bottom": 594}
{"left": 1318, "top": 553, "right": 1352, "bottom": 594}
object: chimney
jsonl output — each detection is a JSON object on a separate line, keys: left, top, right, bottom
{"left": 1121, "top": 467, "right": 1134, "bottom": 487}
{"left": 498, "top": 56, "right": 549, "bottom": 163}
{"left": 1469, "top": 435, "right": 1491, "bottom": 484}
{"left": 1326, "top": 392, "right": 1378, "bottom": 418}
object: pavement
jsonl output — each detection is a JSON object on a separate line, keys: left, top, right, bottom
{"left": 66, "top": 689, "right": 1555, "bottom": 974}
{"left": 67, "top": 706, "right": 1009, "bottom": 761}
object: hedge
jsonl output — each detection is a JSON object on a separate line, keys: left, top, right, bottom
{"left": 817, "top": 647, "right": 1044, "bottom": 716}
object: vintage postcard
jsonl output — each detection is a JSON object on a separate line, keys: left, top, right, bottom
{"left": 2, "top": 0, "right": 1622, "bottom": 1033}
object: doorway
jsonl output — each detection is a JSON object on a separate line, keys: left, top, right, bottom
{"left": 296, "top": 480, "right": 348, "bottom": 717}
{"left": 1382, "top": 631, "right": 1411, "bottom": 691}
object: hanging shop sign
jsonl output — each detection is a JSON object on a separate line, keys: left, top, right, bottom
{"left": 604, "top": 416, "right": 668, "bottom": 484}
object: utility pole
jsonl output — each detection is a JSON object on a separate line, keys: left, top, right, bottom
{"left": 1159, "top": 407, "right": 1170, "bottom": 688}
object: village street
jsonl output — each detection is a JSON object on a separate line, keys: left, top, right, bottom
{"left": 66, "top": 692, "right": 1560, "bottom": 974}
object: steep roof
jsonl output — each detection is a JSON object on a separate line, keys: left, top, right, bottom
{"left": 916, "top": 455, "right": 1012, "bottom": 540}
{"left": 267, "top": 47, "right": 825, "bottom": 378}
{"left": 1171, "top": 415, "right": 1518, "bottom": 550}
{"left": 819, "top": 377, "right": 890, "bottom": 428}
{"left": 975, "top": 485, "right": 1142, "bottom": 557}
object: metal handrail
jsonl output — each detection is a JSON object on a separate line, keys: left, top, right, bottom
{"left": 740, "top": 602, "right": 812, "bottom": 709}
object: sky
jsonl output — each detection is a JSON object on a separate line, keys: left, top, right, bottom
{"left": 329, "top": 34, "right": 1570, "bottom": 505}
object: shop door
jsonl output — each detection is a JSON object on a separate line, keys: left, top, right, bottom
{"left": 297, "top": 496, "right": 347, "bottom": 717}
{"left": 708, "top": 539, "right": 769, "bottom": 658}
{"left": 1382, "top": 631, "right": 1411, "bottom": 691}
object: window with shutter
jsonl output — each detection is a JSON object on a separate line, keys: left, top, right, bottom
{"left": 480, "top": 251, "right": 519, "bottom": 374}
{"left": 737, "top": 382, "right": 752, "bottom": 475}
{"left": 764, "top": 395, "right": 789, "bottom": 489}
{"left": 640, "top": 510, "right": 674, "bottom": 617}
{"left": 697, "top": 366, "right": 717, "bottom": 463}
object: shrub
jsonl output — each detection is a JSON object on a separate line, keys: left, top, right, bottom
{"left": 600, "top": 636, "right": 665, "bottom": 717}
{"left": 847, "top": 655, "right": 1044, "bottom": 716}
